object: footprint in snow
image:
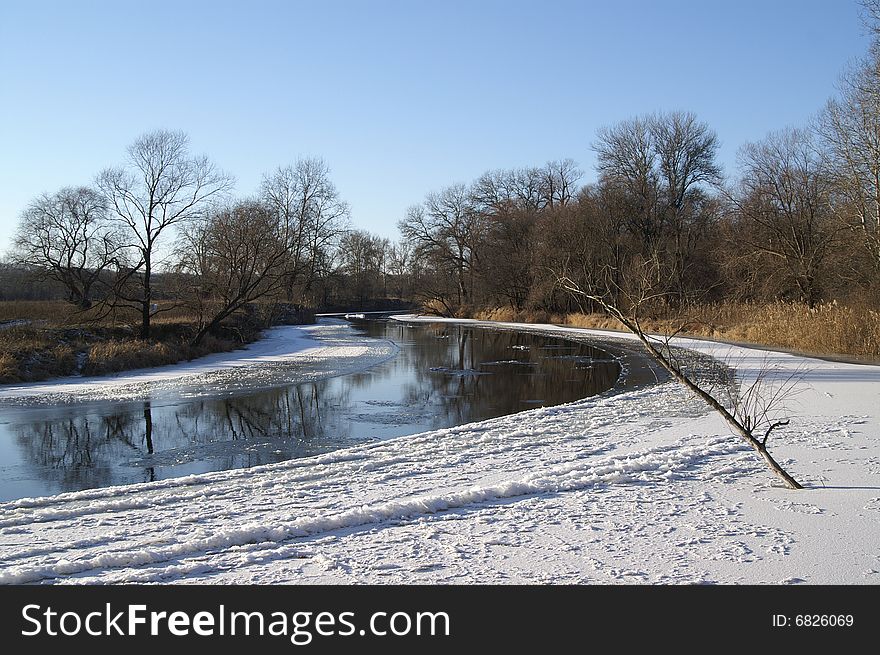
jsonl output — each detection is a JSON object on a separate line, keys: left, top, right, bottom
{"left": 775, "top": 502, "right": 824, "bottom": 515}
{"left": 863, "top": 497, "right": 880, "bottom": 511}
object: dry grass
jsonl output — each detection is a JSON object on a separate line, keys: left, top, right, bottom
{"left": 0, "top": 324, "right": 249, "bottom": 383}
{"left": 472, "top": 301, "right": 880, "bottom": 361}
{"left": 82, "top": 339, "right": 175, "bottom": 376}
{"left": 420, "top": 298, "right": 455, "bottom": 317}
{"left": 0, "top": 299, "right": 264, "bottom": 383}
{"left": 0, "top": 325, "right": 86, "bottom": 383}
{"left": 0, "top": 353, "right": 17, "bottom": 381}
{"left": 697, "top": 301, "right": 880, "bottom": 359}
{"left": 0, "top": 300, "right": 76, "bottom": 323}
{"left": 0, "top": 300, "right": 202, "bottom": 326}
{"left": 82, "top": 334, "right": 238, "bottom": 376}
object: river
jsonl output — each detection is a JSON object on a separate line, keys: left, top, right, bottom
{"left": 0, "top": 318, "right": 630, "bottom": 501}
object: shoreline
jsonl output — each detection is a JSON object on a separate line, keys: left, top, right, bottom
{"left": 0, "top": 318, "right": 877, "bottom": 584}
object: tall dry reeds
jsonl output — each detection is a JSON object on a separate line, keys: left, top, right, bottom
{"left": 469, "top": 301, "right": 880, "bottom": 360}
{"left": 82, "top": 334, "right": 236, "bottom": 375}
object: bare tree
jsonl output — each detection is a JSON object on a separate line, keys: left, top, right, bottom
{"left": 176, "top": 201, "right": 289, "bottom": 345}
{"left": 472, "top": 167, "right": 544, "bottom": 212}
{"left": 539, "top": 158, "right": 582, "bottom": 209}
{"left": 593, "top": 111, "right": 720, "bottom": 300}
{"left": 337, "top": 230, "right": 389, "bottom": 304}
{"left": 594, "top": 115, "right": 660, "bottom": 253}
{"left": 477, "top": 204, "right": 535, "bottom": 311}
{"left": 471, "top": 160, "right": 582, "bottom": 214}
{"left": 398, "top": 183, "right": 484, "bottom": 309}
{"left": 466, "top": 160, "right": 583, "bottom": 311}
{"left": 12, "top": 186, "right": 122, "bottom": 308}
{"left": 378, "top": 239, "right": 417, "bottom": 301}
{"left": 557, "top": 268, "right": 803, "bottom": 489}
{"left": 730, "top": 128, "right": 840, "bottom": 307}
{"left": 97, "top": 130, "right": 232, "bottom": 338}
{"left": 819, "top": 52, "right": 880, "bottom": 270}
{"left": 862, "top": 0, "right": 880, "bottom": 28}
{"left": 652, "top": 112, "right": 722, "bottom": 298}
{"left": 260, "top": 158, "right": 350, "bottom": 305}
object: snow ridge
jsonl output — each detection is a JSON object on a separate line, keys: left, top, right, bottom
{"left": 0, "top": 433, "right": 745, "bottom": 584}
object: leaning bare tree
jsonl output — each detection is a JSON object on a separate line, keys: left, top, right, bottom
{"left": 12, "top": 186, "right": 122, "bottom": 309}
{"left": 97, "top": 129, "right": 232, "bottom": 338}
{"left": 557, "top": 262, "right": 803, "bottom": 489}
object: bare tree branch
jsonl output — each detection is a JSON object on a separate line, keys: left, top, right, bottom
{"left": 557, "top": 273, "right": 803, "bottom": 489}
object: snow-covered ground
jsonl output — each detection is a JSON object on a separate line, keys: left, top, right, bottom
{"left": 0, "top": 316, "right": 878, "bottom": 584}
{"left": 0, "top": 322, "right": 398, "bottom": 404}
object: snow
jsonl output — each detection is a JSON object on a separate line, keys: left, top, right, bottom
{"left": 0, "top": 315, "right": 878, "bottom": 584}
{"left": 0, "top": 321, "right": 398, "bottom": 404}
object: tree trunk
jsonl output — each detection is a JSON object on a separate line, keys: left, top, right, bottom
{"left": 141, "top": 253, "right": 152, "bottom": 339}
{"left": 633, "top": 324, "right": 803, "bottom": 489}
{"left": 192, "top": 318, "right": 220, "bottom": 347}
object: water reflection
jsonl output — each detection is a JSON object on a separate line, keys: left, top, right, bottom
{"left": 0, "top": 320, "right": 622, "bottom": 501}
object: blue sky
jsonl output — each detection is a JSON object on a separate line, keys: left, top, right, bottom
{"left": 0, "top": 0, "right": 871, "bottom": 251}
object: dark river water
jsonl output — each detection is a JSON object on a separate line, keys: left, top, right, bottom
{"left": 0, "top": 319, "right": 624, "bottom": 501}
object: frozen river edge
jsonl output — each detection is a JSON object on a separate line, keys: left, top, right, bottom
{"left": 0, "top": 316, "right": 878, "bottom": 584}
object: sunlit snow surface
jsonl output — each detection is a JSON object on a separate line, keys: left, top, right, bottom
{"left": 0, "top": 322, "right": 398, "bottom": 406}
{"left": 0, "top": 316, "right": 878, "bottom": 585}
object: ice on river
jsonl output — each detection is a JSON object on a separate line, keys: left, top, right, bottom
{"left": 0, "top": 321, "right": 399, "bottom": 406}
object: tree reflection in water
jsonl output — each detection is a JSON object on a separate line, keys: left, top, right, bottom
{"left": 3, "top": 320, "right": 621, "bottom": 500}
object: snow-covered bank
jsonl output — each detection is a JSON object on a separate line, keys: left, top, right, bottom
{"left": 0, "top": 317, "right": 878, "bottom": 584}
{"left": 0, "top": 321, "right": 398, "bottom": 405}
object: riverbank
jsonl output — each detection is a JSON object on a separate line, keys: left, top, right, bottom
{"left": 0, "top": 321, "right": 398, "bottom": 405}
{"left": 0, "top": 316, "right": 878, "bottom": 584}
{"left": 471, "top": 301, "right": 880, "bottom": 362}
{"left": 0, "top": 301, "right": 269, "bottom": 384}
{"left": 0, "top": 300, "right": 320, "bottom": 385}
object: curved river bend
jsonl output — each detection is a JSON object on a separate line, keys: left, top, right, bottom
{"left": 0, "top": 319, "right": 629, "bottom": 501}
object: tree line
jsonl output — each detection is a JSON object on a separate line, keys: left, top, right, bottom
{"left": 8, "top": 4, "right": 880, "bottom": 338}
{"left": 396, "top": 8, "right": 880, "bottom": 319}
{"left": 399, "top": 101, "right": 879, "bottom": 319}
{"left": 6, "top": 130, "right": 415, "bottom": 341}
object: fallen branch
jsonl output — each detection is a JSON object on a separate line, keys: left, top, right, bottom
{"left": 558, "top": 275, "right": 803, "bottom": 489}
